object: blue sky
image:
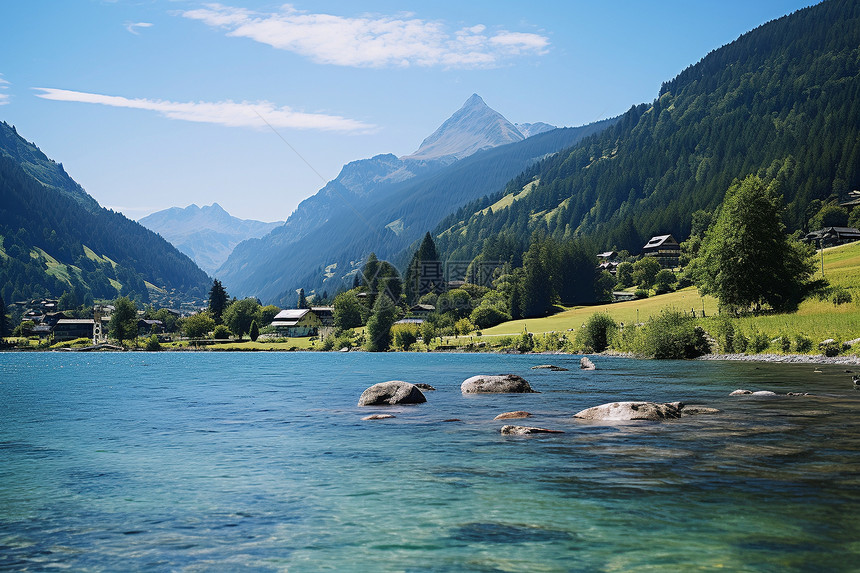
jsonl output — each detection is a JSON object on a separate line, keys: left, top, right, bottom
{"left": 0, "top": 0, "right": 816, "bottom": 222}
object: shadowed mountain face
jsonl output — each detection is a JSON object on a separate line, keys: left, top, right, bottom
{"left": 138, "top": 203, "right": 283, "bottom": 276}
{"left": 405, "top": 94, "right": 526, "bottom": 161}
{"left": 216, "top": 93, "right": 576, "bottom": 302}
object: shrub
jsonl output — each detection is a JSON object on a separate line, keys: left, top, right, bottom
{"left": 455, "top": 318, "right": 475, "bottom": 336}
{"left": 778, "top": 334, "right": 791, "bottom": 353}
{"left": 832, "top": 287, "right": 853, "bottom": 305}
{"left": 713, "top": 317, "right": 735, "bottom": 353}
{"left": 249, "top": 320, "right": 260, "bottom": 342}
{"left": 515, "top": 331, "right": 534, "bottom": 352}
{"left": 747, "top": 329, "right": 770, "bottom": 353}
{"left": 470, "top": 305, "right": 510, "bottom": 329}
{"left": 576, "top": 312, "right": 618, "bottom": 352}
{"left": 821, "top": 340, "right": 841, "bottom": 357}
{"left": 634, "top": 289, "right": 650, "bottom": 299}
{"left": 653, "top": 269, "right": 677, "bottom": 294}
{"left": 145, "top": 334, "right": 161, "bottom": 351}
{"left": 392, "top": 324, "right": 420, "bottom": 350}
{"left": 734, "top": 330, "right": 749, "bottom": 353}
{"left": 794, "top": 334, "right": 813, "bottom": 353}
{"left": 496, "top": 336, "right": 514, "bottom": 349}
{"left": 635, "top": 309, "right": 709, "bottom": 359}
{"left": 213, "top": 325, "right": 231, "bottom": 340}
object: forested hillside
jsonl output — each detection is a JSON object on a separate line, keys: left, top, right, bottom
{"left": 435, "top": 0, "right": 860, "bottom": 263}
{"left": 0, "top": 123, "right": 210, "bottom": 305}
{"left": 220, "top": 118, "right": 617, "bottom": 305}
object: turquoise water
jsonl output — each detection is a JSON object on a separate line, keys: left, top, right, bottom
{"left": 1, "top": 352, "right": 859, "bottom": 571}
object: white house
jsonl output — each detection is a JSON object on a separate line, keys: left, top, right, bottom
{"left": 270, "top": 309, "right": 323, "bottom": 337}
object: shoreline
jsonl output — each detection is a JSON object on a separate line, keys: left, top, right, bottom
{"left": 4, "top": 344, "right": 858, "bottom": 365}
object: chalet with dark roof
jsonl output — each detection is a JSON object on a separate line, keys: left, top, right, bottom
{"left": 53, "top": 319, "right": 95, "bottom": 342}
{"left": 642, "top": 234, "right": 680, "bottom": 268}
{"left": 804, "top": 226, "right": 860, "bottom": 247}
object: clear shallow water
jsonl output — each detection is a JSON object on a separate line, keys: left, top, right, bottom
{"left": 1, "top": 352, "right": 859, "bottom": 572}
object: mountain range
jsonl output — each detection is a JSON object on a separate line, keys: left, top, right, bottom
{"left": 216, "top": 95, "right": 608, "bottom": 304}
{"left": 139, "top": 203, "right": 282, "bottom": 275}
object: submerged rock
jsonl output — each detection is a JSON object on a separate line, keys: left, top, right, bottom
{"left": 500, "top": 425, "right": 564, "bottom": 435}
{"left": 494, "top": 411, "right": 532, "bottom": 420}
{"left": 580, "top": 357, "right": 596, "bottom": 370}
{"left": 531, "top": 364, "right": 569, "bottom": 371}
{"left": 362, "top": 413, "right": 395, "bottom": 420}
{"left": 358, "top": 381, "right": 426, "bottom": 406}
{"left": 573, "top": 401, "right": 705, "bottom": 421}
{"left": 461, "top": 374, "right": 537, "bottom": 394}
{"left": 414, "top": 383, "right": 436, "bottom": 391}
{"left": 730, "top": 389, "right": 777, "bottom": 396}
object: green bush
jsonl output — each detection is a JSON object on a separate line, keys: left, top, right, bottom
{"left": 713, "top": 317, "right": 735, "bottom": 353}
{"left": 213, "top": 325, "right": 231, "bottom": 340}
{"left": 576, "top": 312, "right": 618, "bottom": 352}
{"left": 515, "top": 331, "right": 534, "bottom": 352}
{"left": 470, "top": 305, "right": 510, "bottom": 329}
{"left": 748, "top": 329, "right": 770, "bottom": 353}
{"left": 794, "top": 334, "right": 813, "bottom": 353}
{"left": 634, "top": 289, "right": 650, "bottom": 299}
{"left": 821, "top": 340, "right": 841, "bottom": 357}
{"left": 832, "top": 287, "right": 853, "bottom": 305}
{"left": 635, "top": 309, "right": 709, "bottom": 359}
{"left": 145, "top": 334, "right": 161, "bottom": 351}
{"left": 778, "top": 334, "right": 791, "bottom": 353}
{"left": 496, "top": 336, "right": 514, "bottom": 349}
{"left": 392, "top": 324, "right": 420, "bottom": 350}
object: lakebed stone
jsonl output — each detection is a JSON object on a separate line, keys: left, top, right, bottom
{"left": 358, "top": 381, "right": 426, "bottom": 406}
{"left": 494, "top": 411, "right": 532, "bottom": 420}
{"left": 573, "top": 401, "right": 718, "bottom": 421}
{"left": 500, "top": 425, "right": 564, "bottom": 435}
{"left": 461, "top": 374, "right": 537, "bottom": 394}
{"left": 531, "top": 364, "right": 569, "bottom": 371}
{"left": 362, "top": 413, "right": 396, "bottom": 420}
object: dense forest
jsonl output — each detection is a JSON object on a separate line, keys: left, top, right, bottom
{"left": 0, "top": 123, "right": 211, "bottom": 305}
{"left": 434, "top": 0, "right": 860, "bottom": 264}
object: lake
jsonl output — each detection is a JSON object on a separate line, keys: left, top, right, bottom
{"left": 1, "top": 352, "right": 859, "bottom": 571}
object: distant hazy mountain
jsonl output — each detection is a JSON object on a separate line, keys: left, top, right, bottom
{"left": 0, "top": 121, "right": 210, "bottom": 306}
{"left": 405, "top": 94, "right": 526, "bottom": 161}
{"left": 139, "top": 203, "right": 283, "bottom": 275}
{"left": 515, "top": 122, "right": 558, "bottom": 138}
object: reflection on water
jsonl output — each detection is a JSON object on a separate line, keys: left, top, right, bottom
{"left": 1, "top": 352, "right": 858, "bottom": 571}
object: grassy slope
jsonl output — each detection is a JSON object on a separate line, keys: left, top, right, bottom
{"left": 481, "top": 241, "right": 860, "bottom": 349}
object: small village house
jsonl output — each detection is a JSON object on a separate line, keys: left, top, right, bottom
{"left": 804, "top": 226, "right": 860, "bottom": 248}
{"left": 642, "top": 234, "right": 681, "bottom": 268}
{"left": 52, "top": 319, "right": 96, "bottom": 343}
{"left": 271, "top": 309, "right": 323, "bottom": 337}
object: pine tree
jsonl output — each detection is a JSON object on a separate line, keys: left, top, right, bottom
{"left": 249, "top": 320, "right": 260, "bottom": 342}
{"left": 297, "top": 288, "right": 308, "bottom": 309}
{"left": 208, "top": 279, "right": 228, "bottom": 325}
{"left": 405, "top": 232, "right": 443, "bottom": 304}
{"left": 365, "top": 294, "right": 396, "bottom": 352}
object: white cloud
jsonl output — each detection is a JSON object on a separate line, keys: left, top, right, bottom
{"left": 125, "top": 21, "right": 154, "bottom": 35}
{"left": 181, "top": 4, "right": 549, "bottom": 68}
{"left": 0, "top": 74, "right": 9, "bottom": 105}
{"left": 32, "top": 87, "right": 375, "bottom": 132}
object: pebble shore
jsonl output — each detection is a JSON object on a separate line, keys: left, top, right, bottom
{"left": 696, "top": 352, "right": 859, "bottom": 365}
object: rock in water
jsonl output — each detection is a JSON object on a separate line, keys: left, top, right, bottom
{"left": 730, "top": 389, "right": 777, "bottom": 396}
{"left": 500, "top": 425, "right": 564, "bottom": 435}
{"left": 531, "top": 364, "right": 569, "bottom": 371}
{"left": 358, "top": 381, "right": 427, "bottom": 406}
{"left": 461, "top": 374, "right": 537, "bottom": 394}
{"left": 362, "top": 414, "right": 396, "bottom": 420}
{"left": 574, "top": 401, "right": 685, "bottom": 421}
{"left": 580, "top": 357, "right": 596, "bottom": 370}
{"left": 494, "top": 411, "right": 532, "bottom": 420}
{"left": 414, "top": 383, "right": 436, "bottom": 391}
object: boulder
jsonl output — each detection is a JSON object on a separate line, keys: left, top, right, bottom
{"left": 414, "top": 383, "right": 436, "bottom": 391}
{"left": 461, "top": 374, "right": 537, "bottom": 394}
{"left": 358, "top": 381, "right": 426, "bottom": 406}
{"left": 573, "top": 401, "right": 686, "bottom": 421}
{"left": 500, "top": 425, "right": 564, "bottom": 435}
{"left": 362, "top": 413, "right": 396, "bottom": 420}
{"left": 730, "top": 389, "right": 777, "bottom": 396}
{"left": 493, "top": 411, "right": 532, "bottom": 420}
{"left": 531, "top": 364, "right": 569, "bottom": 371}
{"left": 580, "top": 357, "right": 596, "bottom": 370}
